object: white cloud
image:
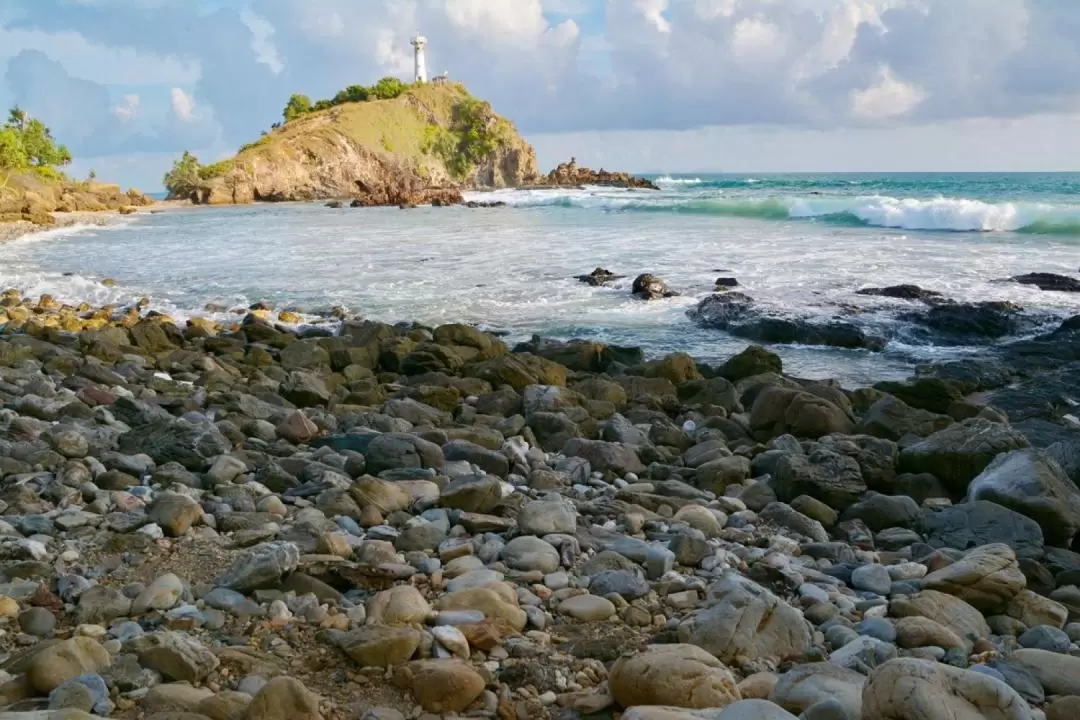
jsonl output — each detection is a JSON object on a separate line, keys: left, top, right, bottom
{"left": 730, "top": 17, "right": 786, "bottom": 64}
{"left": 170, "top": 87, "right": 195, "bottom": 122}
{"left": 636, "top": 0, "right": 672, "bottom": 33}
{"left": 113, "top": 93, "right": 138, "bottom": 122}
{"left": 240, "top": 8, "right": 284, "bottom": 75}
{"left": 0, "top": 24, "right": 199, "bottom": 86}
{"left": 850, "top": 65, "right": 926, "bottom": 120}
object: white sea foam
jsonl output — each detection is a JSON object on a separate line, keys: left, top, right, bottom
{"left": 655, "top": 176, "right": 704, "bottom": 185}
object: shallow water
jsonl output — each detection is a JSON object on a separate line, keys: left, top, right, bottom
{"left": 4, "top": 173, "right": 1080, "bottom": 387}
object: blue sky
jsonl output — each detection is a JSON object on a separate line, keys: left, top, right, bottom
{"left": 2, "top": 0, "right": 1080, "bottom": 190}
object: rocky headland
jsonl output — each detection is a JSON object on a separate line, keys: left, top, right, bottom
{"left": 170, "top": 84, "right": 654, "bottom": 208}
{"left": 0, "top": 277, "right": 1079, "bottom": 720}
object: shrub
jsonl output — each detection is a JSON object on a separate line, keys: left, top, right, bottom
{"left": 283, "top": 93, "right": 313, "bottom": 123}
{"left": 162, "top": 150, "right": 202, "bottom": 200}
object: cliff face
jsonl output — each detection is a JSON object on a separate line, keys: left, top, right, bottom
{"left": 195, "top": 83, "right": 539, "bottom": 206}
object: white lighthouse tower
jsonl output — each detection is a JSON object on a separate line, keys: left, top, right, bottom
{"left": 411, "top": 34, "right": 428, "bottom": 84}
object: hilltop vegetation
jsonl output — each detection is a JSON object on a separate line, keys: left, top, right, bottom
{"left": 1, "top": 106, "right": 149, "bottom": 226}
{"left": 164, "top": 80, "right": 539, "bottom": 205}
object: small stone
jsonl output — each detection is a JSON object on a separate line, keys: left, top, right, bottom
{"left": 560, "top": 595, "right": 616, "bottom": 621}
{"left": 19, "top": 606, "right": 57, "bottom": 636}
{"left": 851, "top": 564, "right": 892, "bottom": 595}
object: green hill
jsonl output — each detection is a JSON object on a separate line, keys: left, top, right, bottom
{"left": 178, "top": 82, "right": 540, "bottom": 205}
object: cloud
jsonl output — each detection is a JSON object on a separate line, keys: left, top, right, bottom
{"left": 170, "top": 87, "right": 195, "bottom": 122}
{"left": 849, "top": 65, "right": 925, "bottom": 121}
{"left": 114, "top": 93, "right": 138, "bottom": 122}
{"left": 240, "top": 8, "right": 284, "bottom": 75}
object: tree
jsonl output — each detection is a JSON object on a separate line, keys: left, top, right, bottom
{"left": 7, "top": 106, "right": 28, "bottom": 131}
{"left": 0, "top": 127, "right": 29, "bottom": 170}
{"left": 163, "top": 150, "right": 202, "bottom": 200}
{"left": 371, "top": 76, "right": 408, "bottom": 100}
{"left": 19, "top": 119, "right": 71, "bottom": 167}
{"left": 283, "top": 93, "right": 313, "bottom": 122}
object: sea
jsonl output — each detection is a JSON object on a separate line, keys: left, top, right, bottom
{"left": 5, "top": 172, "right": 1080, "bottom": 387}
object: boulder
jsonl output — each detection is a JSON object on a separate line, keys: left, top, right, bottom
{"left": 721, "top": 346, "right": 782, "bottom": 382}
{"left": 680, "top": 573, "right": 811, "bottom": 664}
{"left": 861, "top": 658, "right": 1033, "bottom": 720}
{"left": 562, "top": 438, "right": 645, "bottom": 476}
{"left": 27, "top": 637, "right": 112, "bottom": 693}
{"left": 857, "top": 395, "right": 953, "bottom": 441}
{"left": 918, "top": 502, "right": 1044, "bottom": 560}
{"left": 889, "top": 590, "right": 990, "bottom": 648}
{"left": 632, "top": 274, "right": 679, "bottom": 300}
{"left": 894, "top": 616, "right": 966, "bottom": 650}
{"left": 769, "top": 663, "right": 865, "bottom": 719}
{"left": 898, "top": 419, "right": 1030, "bottom": 493}
{"left": 440, "top": 474, "right": 503, "bottom": 514}
{"left": 338, "top": 625, "right": 421, "bottom": 667}
{"left": 216, "top": 541, "right": 300, "bottom": 592}
{"left": 749, "top": 387, "right": 853, "bottom": 440}
{"left": 131, "top": 631, "right": 220, "bottom": 682}
{"left": 408, "top": 660, "right": 486, "bottom": 713}
{"left": 921, "top": 544, "right": 1026, "bottom": 614}
{"left": 774, "top": 449, "right": 866, "bottom": 510}
{"left": 1010, "top": 649, "right": 1080, "bottom": 696}
{"left": 610, "top": 644, "right": 741, "bottom": 709}
{"left": 517, "top": 498, "right": 576, "bottom": 536}
{"left": 366, "top": 586, "right": 432, "bottom": 626}
{"left": 967, "top": 448, "right": 1080, "bottom": 547}
{"left": 247, "top": 677, "right": 322, "bottom": 720}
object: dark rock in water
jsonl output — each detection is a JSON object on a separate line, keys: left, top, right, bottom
{"left": 917, "top": 500, "right": 1045, "bottom": 559}
{"left": 739, "top": 317, "right": 886, "bottom": 351}
{"left": 688, "top": 293, "right": 885, "bottom": 351}
{"left": 915, "top": 359, "right": 1013, "bottom": 394}
{"left": 714, "top": 277, "right": 739, "bottom": 288}
{"left": 904, "top": 301, "right": 1024, "bottom": 341}
{"left": 689, "top": 293, "right": 755, "bottom": 326}
{"left": 1054, "top": 315, "right": 1080, "bottom": 334}
{"left": 576, "top": 268, "right": 625, "bottom": 286}
{"left": 631, "top": 273, "right": 679, "bottom": 300}
{"left": 464, "top": 200, "right": 507, "bottom": 208}
{"left": 325, "top": 200, "right": 343, "bottom": 209}
{"left": 857, "top": 284, "right": 943, "bottom": 302}
{"left": 1010, "top": 272, "right": 1080, "bottom": 292}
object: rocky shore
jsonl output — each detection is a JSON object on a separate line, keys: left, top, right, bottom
{"left": 1, "top": 286, "right": 1080, "bottom": 720}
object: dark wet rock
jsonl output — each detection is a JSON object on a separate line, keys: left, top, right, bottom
{"left": 857, "top": 394, "right": 954, "bottom": 440}
{"left": 967, "top": 448, "right": 1080, "bottom": 547}
{"left": 775, "top": 448, "right": 866, "bottom": 511}
{"left": 715, "top": 277, "right": 739, "bottom": 288}
{"left": 1010, "top": 272, "right": 1080, "bottom": 292}
{"left": 898, "top": 418, "right": 1030, "bottom": 493}
{"left": 721, "top": 345, "right": 782, "bottom": 382}
{"left": 856, "top": 284, "right": 944, "bottom": 302}
{"left": 575, "top": 268, "right": 624, "bottom": 286}
{"left": 118, "top": 417, "right": 231, "bottom": 472}
{"left": 631, "top": 273, "right": 679, "bottom": 300}
{"left": 903, "top": 301, "right": 1029, "bottom": 342}
{"left": 873, "top": 378, "right": 964, "bottom": 415}
{"left": 918, "top": 501, "right": 1045, "bottom": 560}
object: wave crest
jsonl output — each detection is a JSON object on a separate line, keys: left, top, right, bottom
{"left": 470, "top": 188, "right": 1080, "bottom": 235}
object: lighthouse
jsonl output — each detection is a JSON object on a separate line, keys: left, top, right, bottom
{"left": 411, "top": 35, "right": 428, "bottom": 83}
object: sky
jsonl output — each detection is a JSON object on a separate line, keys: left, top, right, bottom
{"left": 2, "top": 0, "right": 1079, "bottom": 190}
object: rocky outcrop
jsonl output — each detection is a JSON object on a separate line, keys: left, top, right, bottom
{"left": 0, "top": 173, "right": 151, "bottom": 227}
{"left": 537, "top": 157, "right": 659, "bottom": 190}
{"left": 192, "top": 83, "right": 539, "bottom": 207}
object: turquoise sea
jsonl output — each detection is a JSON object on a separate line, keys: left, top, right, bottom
{"left": 4, "top": 172, "right": 1080, "bottom": 386}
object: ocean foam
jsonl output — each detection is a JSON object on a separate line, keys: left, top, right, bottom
{"left": 471, "top": 188, "right": 1080, "bottom": 234}
{"left": 655, "top": 176, "right": 704, "bottom": 185}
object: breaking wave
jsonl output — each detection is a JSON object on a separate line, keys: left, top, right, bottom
{"left": 482, "top": 188, "right": 1080, "bottom": 235}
